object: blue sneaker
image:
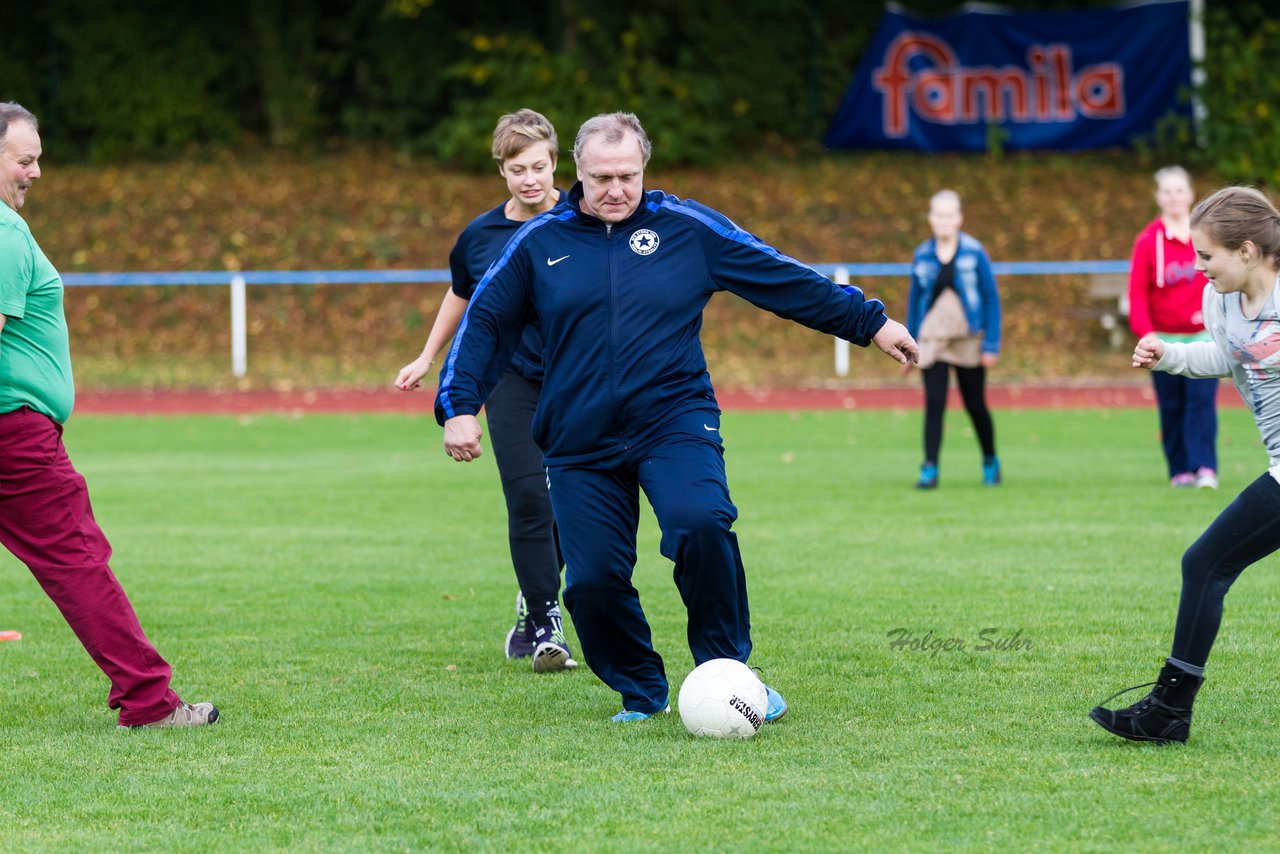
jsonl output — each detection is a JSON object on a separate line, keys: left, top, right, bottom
{"left": 915, "top": 462, "right": 939, "bottom": 490}
{"left": 763, "top": 684, "right": 788, "bottom": 722}
{"left": 504, "top": 592, "right": 536, "bottom": 659}
{"left": 611, "top": 704, "right": 670, "bottom": 723}
{"left": 982, "top": 455, "right": 1001, "bottom": 486}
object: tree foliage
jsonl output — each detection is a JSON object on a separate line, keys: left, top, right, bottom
{"left": 1143, "top": 5, "right": 1280, "bottom": 187}
{"left": 0, "top": 0, "right": 1072, "bottom": 165}
{"left": 0, "top": 0, "right": 1274, "bottom": 180}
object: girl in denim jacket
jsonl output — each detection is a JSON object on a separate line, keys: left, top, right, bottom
{"left": 905, "top": 190, "right": 1002, "bottom": 489}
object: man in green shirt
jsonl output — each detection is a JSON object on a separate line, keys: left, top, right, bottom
{"left": 0, "top": 102, "right": 218, "bottom": 728}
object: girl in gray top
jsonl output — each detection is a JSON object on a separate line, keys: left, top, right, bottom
{"left": 1091, "top": 186, "right": 1280, "bottom": 745}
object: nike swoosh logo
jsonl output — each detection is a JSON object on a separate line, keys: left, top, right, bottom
{"left": 547, "top": 255, "right": 570, "bottom": 266}
{"left": 703, "top": 424, "right": 718, "bottom": 432}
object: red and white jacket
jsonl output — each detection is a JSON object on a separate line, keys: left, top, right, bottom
{"left": 1128, "top": 217, "right": 1208, "bottom": 337}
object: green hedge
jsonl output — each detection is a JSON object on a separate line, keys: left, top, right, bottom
{"left": 1172, "top": 6, "right": 1280, "bottom": 186}
{"left": 1, "top": 1, "right": 1275, "bottom": 181}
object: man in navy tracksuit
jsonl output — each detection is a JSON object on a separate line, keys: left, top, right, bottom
{"left": 436, "top": 112, "right": 918, "bottom": 722}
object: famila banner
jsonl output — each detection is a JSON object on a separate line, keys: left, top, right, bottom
{"left": 825, "top": 0, "right": 1192, "bottom": 151}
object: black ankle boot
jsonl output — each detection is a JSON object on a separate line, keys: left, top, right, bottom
{"left": 1089, "top": 662, "right": 1204, "bottom": 744}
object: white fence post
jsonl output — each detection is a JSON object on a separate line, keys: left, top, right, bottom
{"left": 230, "top": 274, "right": 247, "bottom": 378}
{"left": 833, "top": 266, "right": 850, "bottom": 377}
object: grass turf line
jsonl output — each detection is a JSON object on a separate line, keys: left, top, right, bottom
{"left": 1, "top": 408, "right": 1278, "bottom": 852}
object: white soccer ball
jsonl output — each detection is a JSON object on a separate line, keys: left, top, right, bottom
{"left": 677, "top": 658, "right": 767, "bottom": 739}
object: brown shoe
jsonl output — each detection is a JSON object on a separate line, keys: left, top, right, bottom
{"left": 121, "top": 701, "right": 220, "bottom": 729}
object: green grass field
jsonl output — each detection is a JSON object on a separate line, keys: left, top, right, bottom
{"left": 3, "top": 406, "right": 1279, "bottom": 852}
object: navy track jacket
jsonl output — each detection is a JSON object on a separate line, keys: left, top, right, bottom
{"left": 435, "top": 183, "right": 888, "bottom": 466}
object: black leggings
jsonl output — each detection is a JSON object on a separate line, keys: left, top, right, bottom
{"left": 922, "top": 362, "right": 996, "bottom": 464}
{"left": 484, "top": 370, "right": 563, "bottom": 623}
{"left": 1171, "top": 471, "right": 1280, "bottom": 668}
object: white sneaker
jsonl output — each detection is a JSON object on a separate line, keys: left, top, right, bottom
{"left": 1195, "top": 468, "right": 1218, "bottom": 490}
{"left": 120, "top": 701, "right": 220, "bottom": 729}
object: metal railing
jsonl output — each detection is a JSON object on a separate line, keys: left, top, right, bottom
{"left": 62, "top": 261, "right": 1130, "bottom": 378}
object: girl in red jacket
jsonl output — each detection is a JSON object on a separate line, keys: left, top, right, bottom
{"left": 1128, "top": 166, "right": 1219, "bottom": 489}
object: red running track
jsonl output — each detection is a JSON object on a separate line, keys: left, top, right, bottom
{"left": 72, "top": 383, "right": 1244, "bottom": 416}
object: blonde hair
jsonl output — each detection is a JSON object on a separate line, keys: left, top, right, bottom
{"left": 1191, "top": 186, "right": 1280, "bottom": 266}
{"left": 491, "top": 109, "right": 558, "bottom": 164}
{"left": 930, "top": 189, "right": 961, "bottom": 211}
{"left": 1154, "top": 165, "right": 1192, "bottom": 192}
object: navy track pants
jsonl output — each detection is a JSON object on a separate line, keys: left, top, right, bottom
{"left": 1151, "top": 371, "right": 1218, "bottom": 478}
{"left": 547, "top": 409, "right": 751, "bottom": 713}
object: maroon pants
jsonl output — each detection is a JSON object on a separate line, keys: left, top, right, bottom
{"left": 0, "top": 407, "right": 180, "bottom": 725}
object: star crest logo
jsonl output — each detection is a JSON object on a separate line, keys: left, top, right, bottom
{"left": 629, "top": 229, "right": 660, "bottom": 256}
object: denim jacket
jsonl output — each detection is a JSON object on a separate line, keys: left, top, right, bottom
{"left": 907, "top": 232, "right": 1001, "bottom": 355}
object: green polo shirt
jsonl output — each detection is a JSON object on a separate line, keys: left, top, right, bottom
{"left": 0, "top": 202, "right": 74, "bottom": 423}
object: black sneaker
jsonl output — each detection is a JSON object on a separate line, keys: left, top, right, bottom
{"left": 1089, "top": 662, "right": 1203, "bottom": 744}
{"left": 531, "top": 605, "right": 578, "bottom": 673}
{"left": 504, "top": 592, "right": 536, "bottom": 659}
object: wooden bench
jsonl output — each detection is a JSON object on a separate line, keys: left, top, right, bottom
{"left": 1086, "top": 273, "right": 1129, "bottom": 349}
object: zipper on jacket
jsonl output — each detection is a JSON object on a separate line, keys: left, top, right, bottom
{"left": 605, "top": 223, "right": 622, "bottom": 437}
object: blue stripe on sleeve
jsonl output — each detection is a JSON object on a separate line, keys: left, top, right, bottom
{"left": 437, "top": 209, "right": 572, "bottom": 419}
{"left": 657, "top": 196, "right": 883, "bottom": 314}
